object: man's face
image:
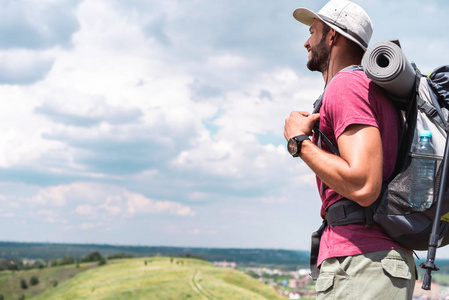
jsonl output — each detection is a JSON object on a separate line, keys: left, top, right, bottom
{"left": 304, "top": 19, "right": 330, "bottom": 73}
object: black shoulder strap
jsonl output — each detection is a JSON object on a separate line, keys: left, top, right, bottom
{"left": 312, "top": 93, "right": 339, "bottom": 155}
{"left": 312, "top": 93, "right": 340, "bottom": 195}
{"left": 315, "top": 127, "right": 340, "bottom": 156}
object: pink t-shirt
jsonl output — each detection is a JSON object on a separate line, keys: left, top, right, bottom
{"left": 313, "top": 69, "right": 405, "bottom": 266}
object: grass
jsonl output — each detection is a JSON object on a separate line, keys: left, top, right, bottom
{"left": 0, "top": 257, "right": 286, "bottom": 300}
{"left": 0, "top": 262, "right": 97, "bottom": 300}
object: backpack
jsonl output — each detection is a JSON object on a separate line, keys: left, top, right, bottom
{"left": 361, "top": 40, "right": 449, "bottom": 251}
{"left": 372, "top": 65, "right": 449, "bottom": 251}
{"left": 312, "top": 40, "right": 449, "bottom": 289}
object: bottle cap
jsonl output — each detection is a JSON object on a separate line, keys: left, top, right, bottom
{"left": 420, "top": 130, "right": 432, "bottom": 138}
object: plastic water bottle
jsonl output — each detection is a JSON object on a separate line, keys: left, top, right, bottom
{"left": 408, "top": 130, "right": 435, "bottom": 211}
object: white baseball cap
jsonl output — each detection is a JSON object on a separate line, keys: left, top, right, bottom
{"left": 293, "top": 0, "right": 373, "bottom": 51}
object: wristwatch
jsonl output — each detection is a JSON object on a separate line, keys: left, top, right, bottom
{"left": 287, "top": 134, "right": 310, "bottom": 157}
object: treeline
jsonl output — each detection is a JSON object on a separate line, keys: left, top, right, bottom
{"left": 0, "top": 251, "right": 134, "bottom": 271}
{"left": 0, "top": 242, "right": 311, "bottom": 267}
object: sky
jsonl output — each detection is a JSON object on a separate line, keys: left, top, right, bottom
{"left": 0, "top": 0, "right": 448, "bottom": 258}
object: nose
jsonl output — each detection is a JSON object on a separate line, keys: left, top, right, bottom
{"left": 304, "top": 37, "right": 310, "bottom": 50}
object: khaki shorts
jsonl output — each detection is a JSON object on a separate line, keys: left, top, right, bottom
{"left": 316, "top": 249, "right": 416, "bottom": 300}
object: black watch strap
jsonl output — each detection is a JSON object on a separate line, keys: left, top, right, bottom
{"left": 295, "top": 134, "right": 310, "bottom": 150}
{"left": 288, "top": 134, "right": 310, "bottom": 157}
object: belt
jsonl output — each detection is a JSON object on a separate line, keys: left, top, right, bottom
{"left": 310, "top": 199, "right": 374, "bottom": 280}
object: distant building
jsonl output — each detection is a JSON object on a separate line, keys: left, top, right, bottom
{"left": 289, "top": 278, "right": 310, "bottom": 288}
{"left": 413, "top": 280, "right": 440, "bottom": 300}
{"left": 213, "top": 261, "right": 236, "bottom": 268}
{"left": 291, "top": 289, "right": 316, "bottom": 298}
{"left": 22, "top": 258, "right": 45, "bottom": 266}
{"left": 289, "top": 292, "right": 301, "bottom": 299}
{"left": 22, "top": 259, "right": 37, "bottom": 266}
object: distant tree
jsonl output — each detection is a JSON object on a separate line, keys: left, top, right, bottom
{"left": 0, "top": 294, "right": 4, "bottom": 300}
{"left": 107, "top": 252, "right": 134, "bottom": 260}
{"left": 144, "top": 260, "right": 147, "bottom": 265}
{"left": 98, "top": 257, "right": 107, "bottom": 266}
{"left": 20, "top": 278, "right": 28, "bottom": 289}
{"left": 247, "top": 270, "right": 260, "bottom": 279}
{"left": 18, "top": 293, "right": 25, "bottom": 300}
{"left": 52, "top": 280, "right": 58, "bottom": 287}
{"left": 59, "top": 255, "right": 75, "bottom": 266}
{"left": 30, "top": 275, "right": 39, "bottom": 286}
{"left": 180, "top": 253, "right": 206, "bottom": 261}
{"left": 82, "top": 251, "right": 103, "bottom": 263}
{"left": 0, "top": 259, "right": 19, "bottom": 271}
{"left": 76, "top": 260, "right": 80, "bottom": 268}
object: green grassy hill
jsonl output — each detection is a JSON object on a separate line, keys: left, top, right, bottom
{"left": 1, "top": 256, "right": 286, "bottom": 300}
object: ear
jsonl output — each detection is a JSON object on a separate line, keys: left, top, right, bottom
{"left": 329, "top": 29, "right": 337, "bottom": 46}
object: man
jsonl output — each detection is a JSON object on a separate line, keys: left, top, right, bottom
{"left": 284, "top": 1, "right": 416, "bottom": 299}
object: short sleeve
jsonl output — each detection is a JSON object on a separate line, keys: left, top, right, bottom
{"left": 322, "top": 71, "right": 379, "bottom": 139}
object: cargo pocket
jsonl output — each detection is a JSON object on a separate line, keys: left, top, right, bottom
{"left": 381, "top": 257, "right": 412, "bottom": 280}
{"left": 316, "top": 273, "right": 334, "bottom": 295}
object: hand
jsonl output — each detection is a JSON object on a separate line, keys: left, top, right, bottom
{"left": 284, "top": 111, "right": 320, "bottom": 141}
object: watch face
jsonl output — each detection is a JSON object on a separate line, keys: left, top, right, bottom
{"left": 288, "top": 138, "right": 298, "bottom": 155}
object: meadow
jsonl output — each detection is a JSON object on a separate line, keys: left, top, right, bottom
{"left": 0, "top": 256, "right": 286, "bottom": 300}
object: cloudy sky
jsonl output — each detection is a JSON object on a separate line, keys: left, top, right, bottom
{"left": 0, "top": 0, "right": 448, "bottom": 257}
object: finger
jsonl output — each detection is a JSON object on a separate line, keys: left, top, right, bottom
{"left": 311, "top": 113, "right": 320, "bottom": 121}
{"left": 289, "top": 111, "right": 309, "bottom": 118}
{"left": 283, "top": 127, "right": 289, "bottom": 140}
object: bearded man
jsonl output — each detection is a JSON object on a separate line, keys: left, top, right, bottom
{"left": 284, "top": 1, "right": 416, "bottom": 299}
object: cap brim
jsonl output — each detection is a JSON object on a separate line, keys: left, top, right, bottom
{"left": 293, "top": 8, "right": 367, "bottom": 51}
{"left": 293, "top": 8, "right": 320, "bottom": 26}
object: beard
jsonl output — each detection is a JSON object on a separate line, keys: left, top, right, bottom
{"left": 307, "top": 37, "right": 330, "bottom": 73}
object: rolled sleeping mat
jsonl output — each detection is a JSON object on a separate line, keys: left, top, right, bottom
{"left": 362, "top": 40, "right": 416, "bottom": 99}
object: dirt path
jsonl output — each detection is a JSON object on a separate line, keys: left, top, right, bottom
{"left": 189, "top": 270, "right": 216, "bottom": 300}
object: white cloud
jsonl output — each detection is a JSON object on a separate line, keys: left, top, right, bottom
{"left": 188, "top": 229, "right": 200, "bottom": 235}
{"left": 37, "top": 209, "right": 59, "bottom": 217}
{"left": 125, "top": 192, "right": 195, "bottom": 217}
{"left": 0, "top": 194, "right": 7, "bottom": 202}
{"left": 75, "top": 204, "right": 95, "bottom": 216}
{"left": 170, "top": 67, "right": 320, "bottom": 192}
{"left": 0, "top": 193, "right": 21, "bottom": 218}
{"left": 0, "top": 0, "right": 80, "bottom": 50}
{"left": 43, "top": 218, "right": 58, "bottom": 224}
{"left": 0, "top": 49, "right": 54, "bottom": 84}
{"left": 31, "top": 186, "right": 68, "bottom": 206}
{"left": 208, "top": 54, "right": 248, "bottom": 69}
{"left": 28, "top": 182, "right": 195, "bottom": 220}
{"left": 80, "top": 222, "right": 98, "bottom": 230}
{"left": 31, "top": 183, "right": 111, "bottom": 205}
{"left": 187, "top": 191, "right": 214, "bottom": 202}
{"left": 0, "top": 212, "right": 16, "bottom": 218}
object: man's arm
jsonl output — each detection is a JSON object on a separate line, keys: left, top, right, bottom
{"left": 284, "top": 113, "right": 383, "bottom": 207}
